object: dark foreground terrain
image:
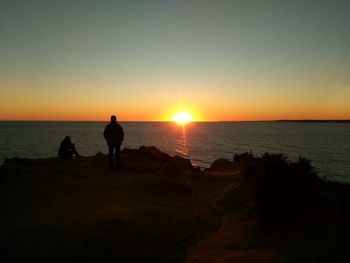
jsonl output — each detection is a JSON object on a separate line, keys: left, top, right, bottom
{"left": 0, "top": 147, "right": 349, "bottom": 263}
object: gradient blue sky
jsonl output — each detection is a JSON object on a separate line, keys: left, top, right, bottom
{"left": 1, "top": 0, "right": 349, "bottom": 120}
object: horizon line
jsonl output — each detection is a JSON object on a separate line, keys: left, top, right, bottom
{"left": 1, "top": 119, "right": 350, "bottom": 123}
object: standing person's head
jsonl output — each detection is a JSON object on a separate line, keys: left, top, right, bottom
{"left": 111, "top": 115, "right": 117, "bottom": 123}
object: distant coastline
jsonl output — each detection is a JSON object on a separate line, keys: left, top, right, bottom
{"left": 276, "top": 120, "right": 350, "bottom": 123}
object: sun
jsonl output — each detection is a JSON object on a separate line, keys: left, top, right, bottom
{"left": 172, "top": 111, "right": 193, "bottom": 124}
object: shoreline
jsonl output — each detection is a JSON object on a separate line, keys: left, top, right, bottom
{"left": 2, "top": 147, "right": 349, "bottom": 185}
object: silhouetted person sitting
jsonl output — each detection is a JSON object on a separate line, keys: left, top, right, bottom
{"left": 58, "top": 136, "right": 82, "bottom": 161}
{"left": 103, "top": 115, "right": 124, "bottom": 169}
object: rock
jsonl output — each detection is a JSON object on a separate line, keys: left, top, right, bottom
{"left": 206, "top": 158, "right": 232, "bottom": 171}
{"left": 138, "top": 146, "right": 171, "bottom": 163}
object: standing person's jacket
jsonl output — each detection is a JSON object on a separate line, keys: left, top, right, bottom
{"left": 103, "top": 122, "right": 124, "bottom": 146}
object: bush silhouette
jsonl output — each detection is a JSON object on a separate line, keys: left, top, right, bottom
{"left": 235, "top": 153, "right": 321, "bottom": 225}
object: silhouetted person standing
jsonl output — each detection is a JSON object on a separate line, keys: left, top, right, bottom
{"left": 103, "top": 115, "right": 124, "bottom": 169}
{"left": 58, "top": 136, "right": 82, "bottom": 161}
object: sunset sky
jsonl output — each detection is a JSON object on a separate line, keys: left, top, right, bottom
{"left": 1, "top": 0, "right": 349, "bottom": 121}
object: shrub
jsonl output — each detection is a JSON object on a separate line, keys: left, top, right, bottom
{"left": 240, "top": 153, "right": 321, "bottom": 225}
{"left": 233, "top": 151, "right": 254, "bottom": 162}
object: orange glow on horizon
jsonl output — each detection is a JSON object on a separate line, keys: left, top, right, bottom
{"left": 0, "top": 98, "right": 349, "bottom": 122}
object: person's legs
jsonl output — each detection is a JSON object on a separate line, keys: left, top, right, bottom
{"left": 71, "top": 144, "right": 82, "bottom": 161}
{"left": 62, "top": 151, "right": 73, "bottom": 159}
{"left": 108, "top": 145, "right": 114, "bottom": 169}
{"left": 115, "top": 144, "right": 121, "bottom": 168}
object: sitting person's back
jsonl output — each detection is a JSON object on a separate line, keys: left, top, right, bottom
{"left": 58, "top": 136, "right": 82, "bottom": 161}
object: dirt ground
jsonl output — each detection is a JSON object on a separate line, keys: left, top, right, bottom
{"left": 0, "top": 148, "right": 349, "bottom": 263}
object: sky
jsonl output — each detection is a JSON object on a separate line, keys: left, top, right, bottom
{"left": 1, "top": 0, "right": 349, "bottom": 121}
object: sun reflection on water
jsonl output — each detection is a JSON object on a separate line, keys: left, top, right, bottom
{"left": 174, "top": 123, "right": 190, "bottom": 159}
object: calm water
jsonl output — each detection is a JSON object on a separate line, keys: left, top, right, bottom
{"left": 0, "top": 121, "right": 349, "bottom": 183}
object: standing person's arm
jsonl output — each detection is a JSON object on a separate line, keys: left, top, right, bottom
{"left": 120, "top": 126, "right": 124, "bottom": 143}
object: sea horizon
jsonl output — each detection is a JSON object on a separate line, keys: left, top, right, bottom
{"left": 1, "top": 119, "right": 350, "bottom": 123}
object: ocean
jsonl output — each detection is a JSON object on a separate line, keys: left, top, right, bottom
{"left": 0, "top": 121, "right": 349, "bottom": 183}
